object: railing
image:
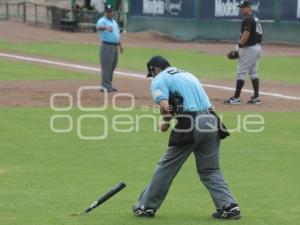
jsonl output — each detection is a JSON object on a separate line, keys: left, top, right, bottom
{"left": 0, "top": 1, "right": 51, "bottom": 26}
{"left": 0, "top": 1, "right": 125, "bottom": 32}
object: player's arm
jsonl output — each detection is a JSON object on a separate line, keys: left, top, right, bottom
{"left": 159, "top": 100, "right": 172, "bottom": 132}
{"left": 151, "top": 78, "right": 171, "bottom": 132}
{"left": 239, "top": 31, "right": 250, "bottom": 47}
{"left": 118, "top": 23, "right": 123, "bottom": 53}
{"left": 239, "top": 17, "right": 252, "bottom": 47}
{"left": 119, "top": 42, "right": 123, "bottom": 54}
{"left": 96, "top": 26, "right": 106, "bottom": 31}
{"left": 96, "top": 26, "right": 113, "bottom": 32}
{"left": 96, "top": 20, "right": 113, "bottom": 32}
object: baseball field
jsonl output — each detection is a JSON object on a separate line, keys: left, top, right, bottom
{"left": 0, "top": 21, "right": 300, "bottom": 225}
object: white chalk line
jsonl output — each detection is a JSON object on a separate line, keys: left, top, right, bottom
{"left": 1, "top": 52, "right": 300, "bottom": 101}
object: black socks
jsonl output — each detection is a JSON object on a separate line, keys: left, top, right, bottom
{"left": 234, "top": 79, "right": 245, "bottom": 98}
{"left": 251, "top": 78, "right": 259, "bottom": 98}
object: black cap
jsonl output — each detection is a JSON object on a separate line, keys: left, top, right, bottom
{"left": 146, "top": 56, "right": 170, "bottom": 77}
{"left": 237, "top": 1, "right": 251, "bottom": 8}
{"left": 105, "top": 4, "right": 113, "bottom": 12}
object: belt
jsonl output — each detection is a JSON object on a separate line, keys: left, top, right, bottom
{"left": 182, "top": 109, "right": 210, "bottom": 117}
{"left": 102, "top": 41, "right": 119, "bottom": 46}
{"left": 242, "top": 43, "right": 260, "bottom": 48}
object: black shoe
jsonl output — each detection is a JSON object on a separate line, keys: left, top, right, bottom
{"left": 212, "top": 203, "right": 241, "bottom": 220}
{"left": 132, "top": 204, "right": 156, "bottom": 218}
{"left": 100, "top": 87, "right": 117, "bottom": 92}
{"left": 224, "top": 97, "right": 241, "bottom": 105}
{"left": 247, "top": 96, "right": 261, "bottom": 104}
{"left": 100, "top": 87, "right": 108, "bottom": 92}
{"left": 108, "top": 87, "right": 117, "bottom": 92}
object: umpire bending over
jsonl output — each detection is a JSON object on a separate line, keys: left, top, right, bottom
{"left": 225, "top": 1, "right": 262, "bottom": 104}
{"left": 96, "top": 4, "right": 123, "bottom": 92}
{"left": 132, "top": 56, "right": 241, "bottom": 220}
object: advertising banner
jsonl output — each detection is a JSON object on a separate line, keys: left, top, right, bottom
{"left": 201, "top": 0, "right": 274, "bottom": 20}
{"left": 281, "top": 0, "right": 300, "bottom": 20}
{"left": 130, "top": 0, "right": 195, "bottom": 19}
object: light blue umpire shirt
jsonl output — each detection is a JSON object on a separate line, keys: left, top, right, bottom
{"left": 151, "top": 67, "right": 212, "bottom": 112}
{"left": 96, "top": 16, "right": 120, "bottom": 44}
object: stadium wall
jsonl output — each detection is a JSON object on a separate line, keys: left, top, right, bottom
{"left": 126, "top": 0, "right": 300, "bottom": 43}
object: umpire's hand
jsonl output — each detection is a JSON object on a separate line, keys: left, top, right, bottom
{"left": 119, "top": 43, "right": 123, "bottom": 54}
{"left": 107, "top": 26, "right": 113, "bottom": 32}
{"left": 159, "top": 121, "right": 170, "bottom": 132}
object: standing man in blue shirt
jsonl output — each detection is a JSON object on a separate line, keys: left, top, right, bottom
{"left": 132, "top": 56, "right": 241, "bottom": 220}
{"left": 96, "top": 4, "right": 123, "bottom": 92}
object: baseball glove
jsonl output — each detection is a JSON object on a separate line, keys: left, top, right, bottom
{"left": 227, "top": 50, "right": 239, "bottom": 60}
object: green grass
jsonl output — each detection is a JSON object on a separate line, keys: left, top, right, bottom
{"left": 1, "top": 40, "right": 300, "bottom": 83}
{"left": 0, "top": 59, "right": 98, "bottom": 80}
{"left": 1, "top": 108, "right": 299, "bottom": 225}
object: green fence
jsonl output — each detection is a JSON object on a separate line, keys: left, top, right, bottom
{"left": 0, "top": 1, "right": 102, "bottom": 31}
{"left": 127, "top": 0, "right": 300, "bottom": 43}
{"left": 0, "top": 1, "right": 125, "bottom": 32}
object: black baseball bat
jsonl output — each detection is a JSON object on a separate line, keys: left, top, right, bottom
{"left": 81, "top": 182, "right": 126, "bottom": 215}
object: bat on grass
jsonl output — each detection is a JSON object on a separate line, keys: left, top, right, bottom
{"left": 73, "top": 182, "right": 126, "bottom": 216}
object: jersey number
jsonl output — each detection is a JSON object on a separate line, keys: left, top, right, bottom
{"left": 167, "top": 69, "right": 183, "bottom": 75}
{"left": 255, "top": 17, "right": 263, "bottom": 35}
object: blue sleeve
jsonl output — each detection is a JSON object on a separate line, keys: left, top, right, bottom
{"left": 151, "top": 76, "right": 169, "bottom": 104}
{"left": 96, "top": 18, "right": 105, "bottom": 28}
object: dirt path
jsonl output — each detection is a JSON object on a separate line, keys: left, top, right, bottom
{"left": 1, "top": 77, "right": 299, "bottom": 112}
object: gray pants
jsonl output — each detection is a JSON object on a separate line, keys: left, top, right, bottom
{"left": 137, "top": 111, "right": 237, "bottom": 210}
{"left": 237, "top": 44, "right": 262, "bottom": 80}
{"left": 100, "top": 43, "right": 118, "bottom": 89}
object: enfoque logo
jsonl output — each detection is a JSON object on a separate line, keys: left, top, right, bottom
{"left": 50, "top": 86, "right": 265, "bottom": 141}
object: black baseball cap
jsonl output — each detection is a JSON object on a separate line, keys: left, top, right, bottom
{"left": 105, "top": 4, "right": 113, "bottom": 12}
{"left": 237, "top": 1, "right": 251, "bottom": 8}
{"left": 146, "top": 56, "right": 171, "bottom": 77}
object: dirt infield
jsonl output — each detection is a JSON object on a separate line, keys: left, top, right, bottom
{"left": 1, "top": 77, "right": 299, "bottom": 112}
{"left": 0, "top": 21, "right": 299, "bottom": 112}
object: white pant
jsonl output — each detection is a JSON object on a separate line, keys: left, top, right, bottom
{"left": 237, "top": 44, "right": 262, "bottom": 80}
